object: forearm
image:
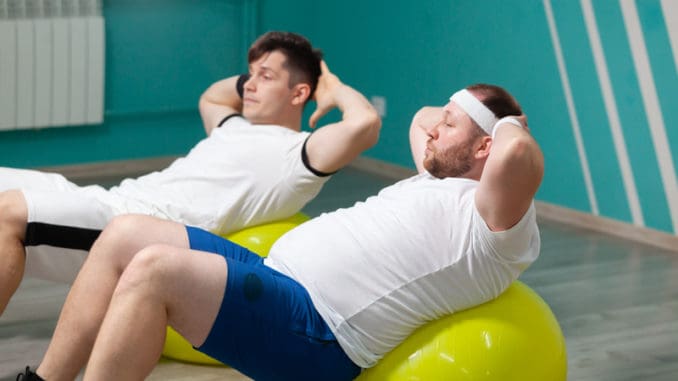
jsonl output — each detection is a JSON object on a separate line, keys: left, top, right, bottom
{"left": 490, "top": 121, "right": 543, "bottom": 181}
{"left": 199, "top": 75, "right": 242, "bottom": 109}
{"left": 304, "top": 61, "right": 381, "bottom": 173}
{"left": 198, "top": 75, "right": 242, "bottom": 135}
{"left": 334, "top": 84, "right": 381, "bottom": 150}
{"left": 476, "top": 119, "right": 544, "bottom": 231}
{"left": 304, "top": 83, "right": 380, "bottom": 174}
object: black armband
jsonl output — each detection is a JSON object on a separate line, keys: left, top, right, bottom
{"left": 236, "top": 73, "right": 250, "bottom": 99}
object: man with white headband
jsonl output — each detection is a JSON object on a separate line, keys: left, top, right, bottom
{"left": 18, "top": 84, "right": 543, "bottom": 381}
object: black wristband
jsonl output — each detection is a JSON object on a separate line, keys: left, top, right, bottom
{"left": 236, "top": 73, "right": 250, "bottom": 99}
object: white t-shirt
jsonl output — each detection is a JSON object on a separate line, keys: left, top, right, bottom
{"left": 110, "top": 116, "right": 329, "bottom": 234}
{"left": 265, "top": 172, "right": 540, "bottom": 368}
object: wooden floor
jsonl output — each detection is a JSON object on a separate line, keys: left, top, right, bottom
{"left": 1, "top": 166, "right": 677, "bottom": 380}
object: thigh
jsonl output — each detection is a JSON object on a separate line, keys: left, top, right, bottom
{"left": 131, "top": 246, "right": 229, "bottom": 349}
{"left": 23, "top": 189, "right": 115, "bottom": 243}
{"left": 98, "top": 215, "right": 191, "bottom": 261}
{"left": 0, "top": 167, "right": 80, "bottom": 192}
{"left": 197, "top": 259, "right": 360, "bottom": 381}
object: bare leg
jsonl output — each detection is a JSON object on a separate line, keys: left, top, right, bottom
{"left": 83, "top": 244, "right": 227, "bottom": 380}
{"left": 0, "top": 190, "right": 28, "bottom": 315}
{"left": 36, "top": 215, "right": 191, "bottom": 381}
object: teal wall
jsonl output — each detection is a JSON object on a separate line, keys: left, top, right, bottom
{"left": 3, "top": 0, "right": 677, "bottom": 235}
{"left": 259, "top": 0, "right": 678, "bottom": 235}
{"left": 260, "top": 0, "right": 590, "bottom": 212}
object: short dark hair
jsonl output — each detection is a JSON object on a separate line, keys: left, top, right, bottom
{"left": 467, "top": 84, "right": 523, "bottom": 132}
{"left": 248, "top": 31, "right": 323, "bottom": 99}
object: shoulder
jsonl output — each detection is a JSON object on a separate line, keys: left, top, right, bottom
{"left": 216, "top": 114, "right": 247, "bottom": 128}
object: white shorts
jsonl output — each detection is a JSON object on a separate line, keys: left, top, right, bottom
{"left": 1, "top": 167, "right": 155, "bottom": 283}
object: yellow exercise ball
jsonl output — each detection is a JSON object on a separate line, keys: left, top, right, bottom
{"left": 226, "top": 212, "right": 310, "bottom": 258}
{"left": 164, "top": 326, "right": 222, "bottom": 365}
{"left": 356, "top": 281, "right": 567, "bottom": 381}
{"left": 161, "top": 213, "right": 310, "bottom": 365}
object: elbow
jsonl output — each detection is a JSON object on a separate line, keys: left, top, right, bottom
{"left": 365, "top": 110, "right": 382, "bottom": 148}
{"left": 198, "top": 95, "right": 210, "bottom": 115}
{"left": 412, "top": 106, "right": 438, "bottom": 123}
{"left": 506, "top": 136, "right": 544, "bottom": 180}
{"left": 363, "top": 112, "right": 382, "bottom": 149}
{"left": 411, "top": 106, "right": 441, "bottom": 131}
{"left": 352, "top": 108, "right": 382, "bottom": 150}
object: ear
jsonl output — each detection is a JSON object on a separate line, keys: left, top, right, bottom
{"left": 291, "top": 83, "right": 311, "bottom": 106}
{"left": 475, "top": 135, "right": 492, "bottom": 160}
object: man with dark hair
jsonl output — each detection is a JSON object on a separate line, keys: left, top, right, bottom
{"left": 0, "top": 31, "right": 381, "bottom": 315}
{"left": 17, "top": 83, "right": 543, "bottom": 381}
{"left": 247, "top": 31, "right": 323, "bottom": 96}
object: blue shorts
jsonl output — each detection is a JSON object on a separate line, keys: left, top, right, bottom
{"left": 186, "top": 226, "right": 361, "bottom": 381}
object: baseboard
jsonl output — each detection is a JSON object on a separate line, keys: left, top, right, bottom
{"left": 38, "top": 156, "right": 179, "bottom": 182}
{"left": 349, "top": 156, "right": 418, "bottom": 179}
{"left": 39, "top": 155, "right": 678, "bottom": 253}
{"left": 534, "top": 202, "right": 678, "bottom": 253}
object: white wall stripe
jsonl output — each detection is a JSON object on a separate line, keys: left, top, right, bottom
{"left": 620, "top": 0, "right": 678, "bottom": 234}
{"left": 543, "top": 0, "right": 599, "bottom": 216}
{"left": 581, "top": 0, "right": 644, "bottom": 227}
{"left": 660, "top": 0, "right": 678, "bottom": 74}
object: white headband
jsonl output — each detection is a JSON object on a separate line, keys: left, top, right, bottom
{"left": 450, "top": 89, "right": 498, "bottom": 135}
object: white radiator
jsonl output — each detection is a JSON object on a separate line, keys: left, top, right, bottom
{"left": 0, "top": 0, "right": 104, "bottom": 130}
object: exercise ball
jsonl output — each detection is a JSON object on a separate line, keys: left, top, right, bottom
{"left": 162, "top": 213, "right": 310, "bottom": 365}
{"left": 226, "top": 212, "right": 310, "bottom": 257}
{"left": 164, "top": 326, "right": 222, "bottom": 365}
{"left": 356, "top": 281, "right": 567, "bottom": 381}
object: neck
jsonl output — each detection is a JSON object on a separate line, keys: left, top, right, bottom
{"left": 465, "top": 162, "right": 485, "bottom": 181}
{"left": 250, "top": 110, "right": 303, "bottom": 131}
{"left": 277, "top": 112, "right": 303, "bottom": 131}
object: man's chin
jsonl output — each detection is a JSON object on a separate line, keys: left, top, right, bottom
{"left": 422, "top": 158, "right": 433, "bottom": 173}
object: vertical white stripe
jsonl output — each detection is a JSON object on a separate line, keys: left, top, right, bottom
{"left": 52, "top": 18, "right": 70, "bottom": 126}
{"left": 581, "top": 0, "right": 644, "bottom": 226}
{"left": 69, "top": 17, "right": 87, "bottom": 125}
{"left": 85, "top": 16, "right": 104, "bottom": 124}
{"left": 660, "top": 0, "right": 678, "bottom": 74}
{"left": 543, "top": 0, "right": 599, "bottom": 215}
{"left": 16, "top": 19, "right": 34, "bottom": 129}
{"left": 34, "top": 19, "right": 53, "bottom": 127}
{"left": 0, "top": 20, "right": 17, "bottom": 130}
{"left": 621, "top": 0, "right": 678, "bottom": 234}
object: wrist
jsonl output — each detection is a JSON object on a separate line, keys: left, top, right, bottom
{"left": 236, "top": 73, "right": 250, "bottom": 99}
{"left": 492, "top": 116, "right": 523, "bottom": 139}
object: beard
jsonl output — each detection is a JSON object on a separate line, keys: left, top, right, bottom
{"left": 423, "top": 139, "right": 474, "bottom": 179}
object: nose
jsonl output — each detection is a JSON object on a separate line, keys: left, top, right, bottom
{"left": 426, "top": 119, "right": 441, "bottom": 139}
{"left": 244, "top": 75, "right": 256, "bottom": 92}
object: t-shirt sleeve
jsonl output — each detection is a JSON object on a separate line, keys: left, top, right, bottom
{"left": 472, "top": 201, "right": 540, "bottom": 268}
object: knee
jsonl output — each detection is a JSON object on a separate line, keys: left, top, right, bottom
{"left": 88, "top": 215, "right": 149, "bottom": 269}
{"left": 99, "top": 214, "right": 149, "bottom": 243}
{"left": 93, "top": 214, "right": 153, "bottom": 256}
{"left": 0, "top": 190, "right": 28, "bottom": 239}
{"left": 115, "top": 244, "right": 178, "bottom": 296}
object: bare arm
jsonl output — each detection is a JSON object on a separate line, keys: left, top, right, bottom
{"left": 198, "top": 75, "right": 242, "bottom": 135}
{"left": 409, "top": 106, "right": 443, "bottom": 173}
{"left": 475, "top": 117, "right": 544, "bottom": 231}
{"left": 303, "top": 62, "right": 382, "bottom": 173}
